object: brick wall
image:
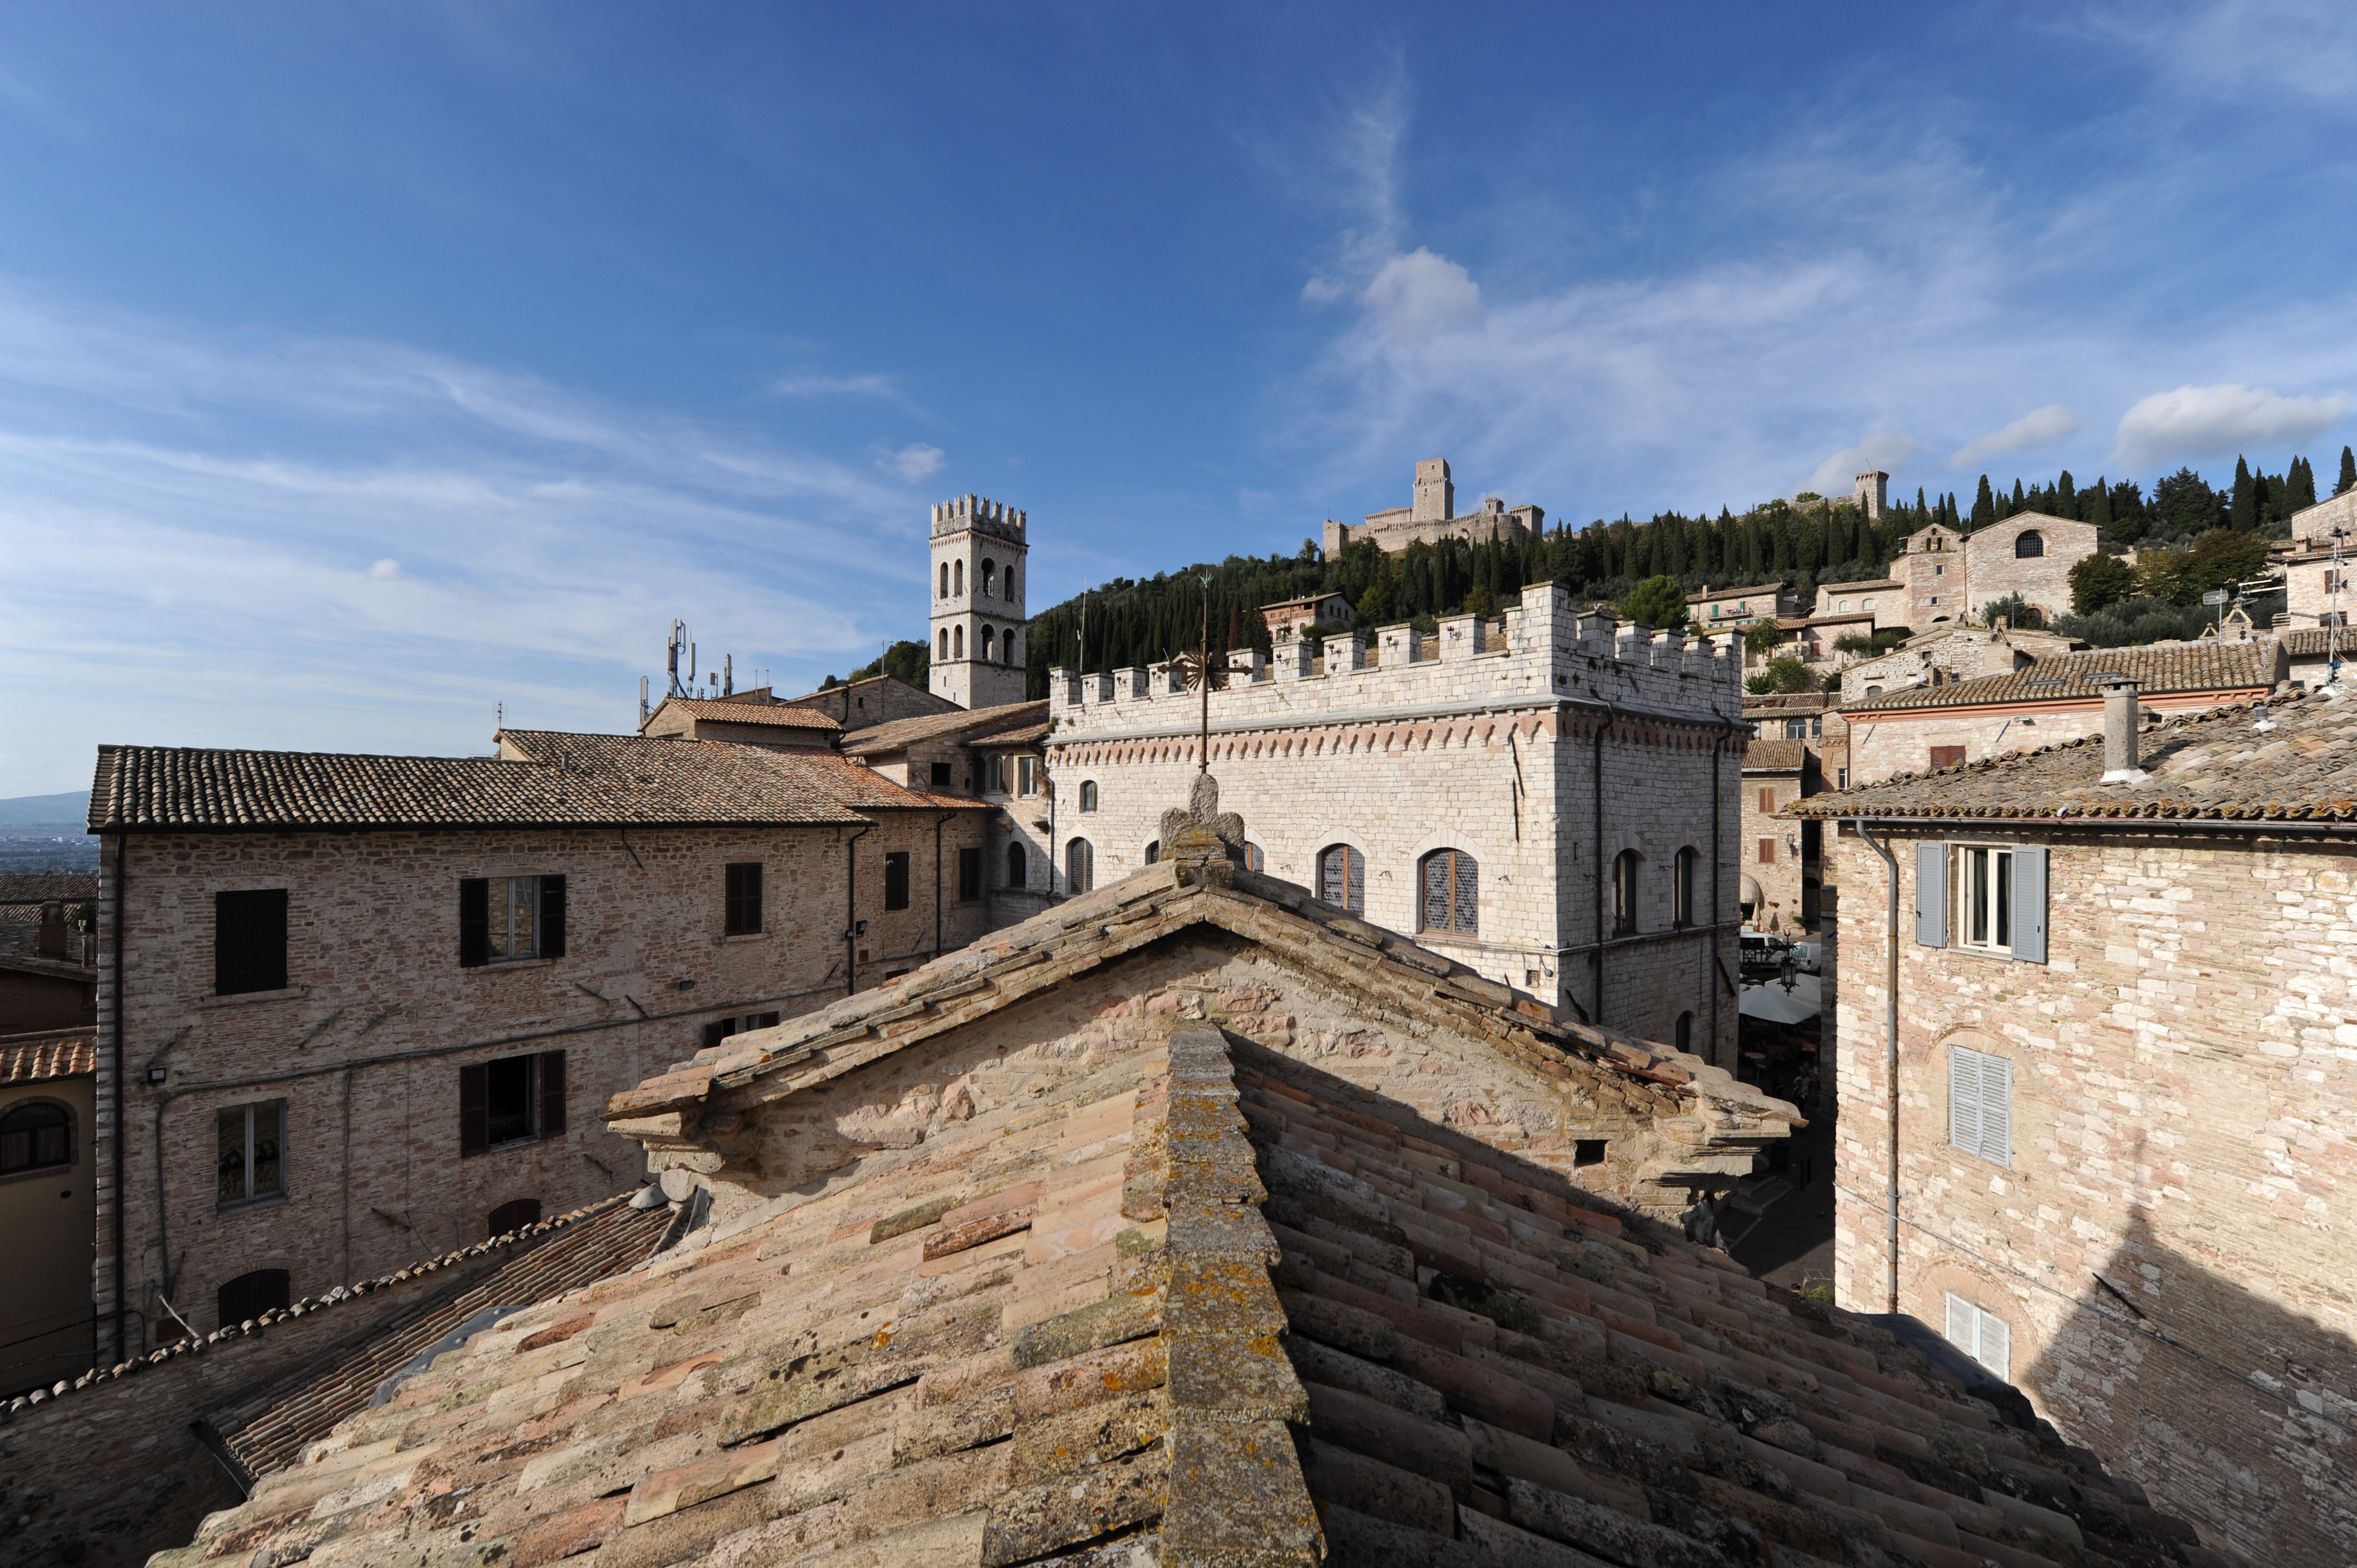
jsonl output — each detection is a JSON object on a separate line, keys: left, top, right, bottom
{"left": 1045, "top": 585, "right": 1744, "bottom": 1065}
{"left": 93, "top": 813, "right": 992, "bottom": 1359}
{"left": 1826, "top": 822, "right": 2357, "bottom": 1562}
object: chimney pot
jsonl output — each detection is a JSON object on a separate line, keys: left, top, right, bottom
{"left": 2101, "top": 680, "right": 2147, "bottom": 782}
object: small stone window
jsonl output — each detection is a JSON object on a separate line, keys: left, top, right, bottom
{"left": 1006, "top": 842, "right": 1028, "bottom": 888}
{"left": 954, "top": 625, "right": 965, "bottom": 658}
{"left": 1574, "top": 1139, "right": 1608, "bottom": 1168}
{"left": 1242, "top": 842, "right": 1264, "bottom": 872}
{"left": 1078, "top": 780, "right": 1099, "bottom": 812}
{"left": 1610, "top": 851, "right": 1641, "bottom": 935}
{"left": 1144, "top": 840, "right": 1160, "bottom": 865}
{"left": 930, "top": 761, "right": 953, "bottom": 788}
{"left": 957, "top": 847, "right": 982, "bottom": 902}
{"left": 1674, "top": 1012, "right": 1694, "bottom": 1053}
{"left": 1420, "top": 849, "right": 1478, "bottom": 936}
{"left": 884, "top": 852, "right": 912, "bottom": 911}
{"left": 980, "top": 559, "right": 996, "bottom": 597}
{"left": 981, "top": 626, "right": 996, "bottom": 662}
{"left": 1945, "top": 1291, "right": 2011, "bottom": 1379}
{"left": 1066, "top": 838, "right": 1094, "bottom": 893}
{"left": 939, "top": 561, "right": 950, "bottom": 599}
{"left": 1758, "top": 787, "right": 1777, "bottom": 812}
{"left": 1672, "top": 847, "right": 1700, "bottom": 928}
{"left": 215, "top": 888, "right": 289, "bottom": 996}
{"left": 724, "top": 863, "right": 763, "bottom": 936}
{"left": 953, "top": 559, "right": 964, "bottom": 596}
{"left": 1318, "top": 844, "right": 1366, "bottom": 912}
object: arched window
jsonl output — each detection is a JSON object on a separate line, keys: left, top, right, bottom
{"left": 218, "top": 1268, "right": 290, "bottom": 1327}
{"left": 488, "top": 1198, "right": 542, "bottom": 1237}
{"left": 981, "top": 626, "right": 995, "bottom": 662}
{"left": 1318, "top": 845, "right": 1365, "bottom": 912}
{"left": 1005, "top": 567, "right": 1017, "bottom": 602}
{"left": 1612, "top": 850, "right": 1643, "bottom": 935}
{"left": 1078, "top": 781, "right": 1098, "bottom": 812}
{"left": 0, "top": 1100, "right": 72, "bottom": 1174}
{"left": 981, "top": 559, "right": 996, "bottom": 596}
{"left": 1673, "top": 847, "right": 1700, "bottom": 928}
{"left": 1419, "top": 849, "right": 1478, "bottom": 935}
{"left": 953, "top": 559, "right": 965, "bottom": 596}
{"left": 1007, "top": 842, "right": 1027, "bottom": 888}
{"left": 954, "top": 625, "right": 965, "bottom": 658}
{"left": 1675, "top": 1012, "right": 1694, "bottom": 1053}
{"left": 1066, "top": 838, "right": 1094, "bottom": 893}
{"left": 1242, "top": 842, "right": 1264, "bottom": 871}
{"left": 939, "top": 561, "right": 950, "bottom": 599}
{"left": 938, "top": 628, "right": 949, "bottom": 660}
{"left": 1001, "top": 629, "right": 1017, "bottom": 664}
{"left": 2015, "top": 530, "right": 2045, "bottom": 559}
{"left": 1144, "top": 840, "right": 1160, "bottom": 864}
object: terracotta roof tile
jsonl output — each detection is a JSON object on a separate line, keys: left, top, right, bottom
{"left": 647, "top": 696, "right": 842, "bottom": 729}
{"left": 1841, "top": 639, "right": 2281, "bottom": 714}
{"left": 840, "top": 701, "right": 1051, "bottom": 757}
{"left": 0, "top": 1029, "right": 95, "bottom": 1083}
{"left": 87, "top": 734, "right": 879, "bottom": 831}
{"left": 1742, "top": 740, "right": 1809, "bottom": 772}
{"left": 1795, "top": 684, "right": 2357, "bottom": 823}
{"left": 0, "top": 873, "right": 97, "bottom": 904}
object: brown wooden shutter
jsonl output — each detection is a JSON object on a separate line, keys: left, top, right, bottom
{"left": 459, "top": 879, "right": 490, "bottom": 968}
{"left": 460, "top": 1062, "right": 489, "bottom": 1155}
{"left": 540, "top": 875, "right": 566, "bottom": 958}
{"left": 538, "top": 1051, "right": 566, "bottom": 1137}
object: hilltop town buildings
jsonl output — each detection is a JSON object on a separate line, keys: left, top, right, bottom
{"left": 1797, "top": 683, "right": 2357, "bottom": 1564}
{"left": 1321, "top": 457, "right": 1545, "bottom": 560}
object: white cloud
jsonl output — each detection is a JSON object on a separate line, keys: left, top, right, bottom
{"left": 1949, "top": 405, "right": 2081, "bottom": 468}
{"left": 881, "top": 443, "right": 945, "bottom": 483}
{"left": 770, "top": 371, "right": 900, "bottom": 400}
{"left": 2111, "top": 383, "right": 2350, "bottom": 467}
{"left": 1799, "top": 433, "right": 1927, "bottom": 501}
{"left": 1361, "top": 249, "right": 1484, "bottom": 341}
{"left": 367, "top": 558, "right": 403, "bottom": 580}
{"left": 2077, "top": 0, "right": 2357, "bottom": 111}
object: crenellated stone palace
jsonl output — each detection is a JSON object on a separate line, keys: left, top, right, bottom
{"left": 1042, "top": 585, "right": 1748, "bottom": 1065}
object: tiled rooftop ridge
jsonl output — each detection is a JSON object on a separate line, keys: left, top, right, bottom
{"left": 1792, "top": 687, "right": 2357, "bottom": 824}
{"left": 1840, "top": 639, "right": 2282, "bottom": 715}
{"left": 1044, "top": 581, "right": 1743, "bottom": 744}
{"left": 1238, "top": 1048, "right": 2236, "bottom": 1568}
{"left": 0, "top": 1027, "right": 95, "bottom": 1083}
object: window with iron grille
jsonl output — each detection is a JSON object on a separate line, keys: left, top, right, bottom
{"left": 1419, "top": 850, "right": 1478, "bottom": 935}
{"left": 1318, "top": 844, "right": 1366, "bottom": 912}
{"left": 725, "top": 863, "right": 763, "bottom": 936}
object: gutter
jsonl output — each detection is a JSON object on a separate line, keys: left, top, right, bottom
{"left": 844, "top": 823, "right": 872, "bottom": 998}
{"left": 1855, "top": 819, "right": 1902, "bottom": 1316}
{"left": 111, "top": 831, "right": 127, "bottom": 1365}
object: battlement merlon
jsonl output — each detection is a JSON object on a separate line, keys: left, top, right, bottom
{"left": 931, "top": 493, "right": 1027, "bottom": 542}
{"left": 1046, "top": 581, "right": 1744, "bottom": 732}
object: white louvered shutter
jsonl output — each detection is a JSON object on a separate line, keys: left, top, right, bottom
{"left": 2010, "top": 844, "right": 2047, "bottom": 963}
{"left": 1978, "top": 1308, "right": 2011, "bottom": 1380}
{"left": 1946, "top": 1291, "right": 1973, "bottom": 1352}
{"left": 1949, "top": 1045, "right": 1983, "bottom": 1157}
{"left": 1981, "top": 1053, "right": 2013, "bottom": 1167}
{"left": 1916, "top": 843, "right": 1948, "bottom": 947}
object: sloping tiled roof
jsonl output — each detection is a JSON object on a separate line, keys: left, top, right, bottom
{"left": 647, "top": 696, "right": 842, "bottom": 730}
{"left": 1794, "top": 685, "right": 2357, "bottom": 823}
{"left": 0, "top": 1030, "right": 95, "bottom": 1083}
{"left": 88, "top": 735, "right": 878, "bottom": 832}
{"left": 205, "top": 1192, "right": 679, "bottom": 1481}
{"left": 0, "top": 873, "right": 97, "bottom": 905}
{"left": 1840, "top": 639, "right": 2281, "bottom": 714}
{"left": 162, "top": 1025, "right": 2202, "bottom": 1567}
{"left": 1818, "top": 577, "right": 1903, "bottom": 592}
{"left": 974, "top": 721, "right": 1051, "bottom": 749}
{"left": 840, "top": 699, "right": 1051, "bottom": 757}
{"left": 2281, "top": 628, "right": 2345, "bottom": 657}
{"left": 1742, "top": 740, "right": 1808, "bottom": 772}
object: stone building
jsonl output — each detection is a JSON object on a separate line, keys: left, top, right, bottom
{"left": 1795, "top": 683, "right": 2357, "bottom": 1563}
{"left": 1044, "top": 584, "right": 1748, "bottom": 1064}
{"left": 1839, "top": 639, "right": 2283, "bottom": 785}
{"left": 1840, "top": 620, "right": 2083, "bottom": 700}
{"left": 1739, "top": 740, "right": 1814, "bottom": 933}
{"left": 1321, "top": 457, "right": 1544, "bottom": 559}
{"left": 779, "top": 672, "right": 961, "bottom": 733}
{"left": 1897, "top": 514, "right": 2099, "bottom": 628}
{"left": 1812, "top": 576, "right": 1904, "bottom": 630}
{"left": 1260, "top": 590, "right": 1355, "bottom": 643}
{"left": 80, "top": 729, "right": 995, "bottom": 1368}
{"left": 1854, "top": 468, "right": 1889, "bottom": 518}
{"left": 1688, "top": 581, "right": 1800, "bottom": 633}
{"left": 929, "top": 492, "right": 1030, "bottom": 710}
{"left": 1, "top": 1028, "right": 97, "bottom": 1396}
{"left": 161, "top": 808, "right": 2222, "bottom": 1568}
{"left": 637, "top": 688, "right": 843, "bottom": 748}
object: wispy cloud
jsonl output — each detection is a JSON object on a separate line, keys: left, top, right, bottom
{"left": 2111, "top": 383, "right": 2350, "bottom": 467}
{"left": 880, "top": 442, "right": 945, "bottom": 482}
{"left": 1951, "top": 405, "right": 2081, "bottom": 469}
{"left": 1801, "top": 434, "right": 1927, "bottom": 501}
{"left": 770, "top": 370, "right": 907, "bottom": 404}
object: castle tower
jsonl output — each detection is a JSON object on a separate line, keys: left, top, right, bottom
{"left": 928, "top": 493, "right": 1031, "bottom": 710}
{"left": 1854, "top": 470, "right": 1889, "bottom": 520}
{"left": 1413, "top": 457, "right": 1454, "bottom": 523}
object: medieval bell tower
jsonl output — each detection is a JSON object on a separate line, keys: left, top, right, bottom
{"left": 928, "top": 492, "right": 1030, "bottom": 710}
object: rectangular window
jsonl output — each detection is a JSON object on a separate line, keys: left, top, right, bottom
{"left": 460, "top": 1051, "right": 566, "bottom": 1156}
{"left": 1758, "top": 787, "right": 1777, "bottom": 812}
{"left": 1944, "top": 1291, "right": 2011, "bottom": 1379}
{"left": 957, "top": 847, "right": 982, "bottom": 902}
{"left": 1811, "top": 716, "right": 1823, "bottom": 740}
{"left": 1949, "top": 1044, "right": 2013, "bottom": 1165}
{"left": 1837, "top": 768, "right": 1849, "bottom": 789}
{"left": 1018, "top": 756, "right": 1037, "bottom": 796}
{"left": 216, "top": 1100, "right": 286, "bottom": 1209}
{"left": 1757, "top": 838, "right": 1776, "bottom": 865}
{"left": 725, "top": 862, "right": 763, "bottom": 936}
{"left": 1954, "top": 845, "right": 2013, "bottom": 954}
{"left": 929, "top": 761, "right": 953, "bottom": 788}
{"left": 1784, "top": 719, "right": 1807, "bottom": 740}
{"left": 883, "top": 851, "right": 911, "bottom": 911}
{"left": 460, "top": 875, "right": 565, "bottom": 966}
{"left": 702, "top": 1012, "right": 781, "bottom": 1049}
{"left": 214, "top": 889, "right": 289, "bottom": 996}
{"left": 1929, "top": 745, "right": 1967, "bottom": 770}
{"left": 988, "top": 755, "right": 1006, "bottom": 792}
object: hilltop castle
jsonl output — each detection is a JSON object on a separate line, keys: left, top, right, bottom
{"left": 1321, "top": 457, "right": 1545, "bottom": 560}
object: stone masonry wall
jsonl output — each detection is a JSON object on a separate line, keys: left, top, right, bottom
{"left": 1826, "top": 822, "right": 2357, "bottom": 1563}
{"left": 1740, "top": 767, "right": 1805, "bottom": 932}
{"left": 1044, "top": 585, "right": 1744, "bottom": 1066}
{"left": 1844, "top": 693, "right": 2249, "bottom": 786}
{"left": 97, "top": 815, "right": 990, "bottom": 1354}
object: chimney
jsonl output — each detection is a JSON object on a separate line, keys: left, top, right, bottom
{"left": 2101, "top": 679, "right": 2148, "bottom": 783}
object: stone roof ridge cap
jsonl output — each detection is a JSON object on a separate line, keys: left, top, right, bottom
{"left": 0, "top": 1189, "right": 644, "bottom": 1422}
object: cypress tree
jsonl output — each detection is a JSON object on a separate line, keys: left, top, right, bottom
{"left": 2231, "top": 455, "right": 2256, "bottom": 530}
{"left": 2292, "top": 455, "right": 2318, "bottom": 509}
{"left": 2088, "top": 475, "right": 2112, "bottom": 532}
{"left": 1970, "top": 476, "right": 1996, "bottom": 530}
{"left": 2057, "top": 470, "right": 2077, "bottom": 518}
{"left": 2009, "top": 478, "right": 2026, "bottom": 517}
{"left": 2340, "top": 446, "right": 2357, "bottom": 497}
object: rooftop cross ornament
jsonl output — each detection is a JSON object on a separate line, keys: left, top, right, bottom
{"left": 1172, "top": 572, "right": 1225, "bottom": 773}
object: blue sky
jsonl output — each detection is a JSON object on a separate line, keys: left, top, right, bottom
{"left": 2, "top": 2, "right": 2353, "bottom": 793}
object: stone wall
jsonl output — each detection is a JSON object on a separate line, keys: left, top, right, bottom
{"left": 1844, "top": 691, "right": 2240, "bottom": 785}
{"left": 1898, "top": 517, "right": 2098, "bottom": 628}
{"left": 94, "top": 815, "right": 991, "bottom": 1358}
{"left": 1740, "top": 765, "right": 1806, "bottom": 931}
{"left": 1044, "top": 585, "right": 1745, "bottom": 1064}
{"left": 1826, "top": 822, "right": 2357, "bottom": 1563}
